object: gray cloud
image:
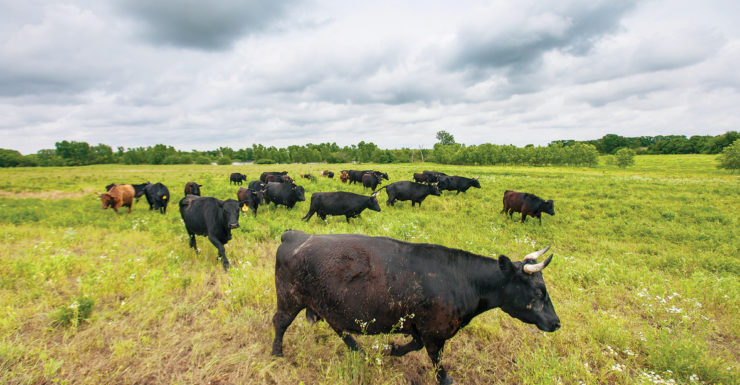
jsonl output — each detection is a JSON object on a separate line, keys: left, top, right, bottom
{"left": 117, "top": 0, "right": 299, "bottom": 50}
{"left": 448, "top": 1, "right": 638, "bottom": 75}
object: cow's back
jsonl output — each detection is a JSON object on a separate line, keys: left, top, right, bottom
{"left": 112, "top": 184, "right": 135, "bottom": 206}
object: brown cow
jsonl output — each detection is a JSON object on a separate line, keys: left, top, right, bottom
{"left": 340, "top": 170, "right": 349, "bottom": 183}
{"left": 99, "top": 184, "right": 135, "bottom": 213}
{"left": 501, "top": 190, "right": 555, "bottom": 224}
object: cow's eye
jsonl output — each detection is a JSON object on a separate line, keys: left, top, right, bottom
{"left": 538, "top": 289, "right": 546, "bottom": 299}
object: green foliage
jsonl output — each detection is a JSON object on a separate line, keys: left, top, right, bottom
{"left": 716, "top": 139, "right": 740, "bottom": 171}
{"left": 0, "top": 149, "right": 25, "bottom": 167}
{"left": 216, "top": 156, "right": 232, "bottom": 165}
{"left": 51, "top": 297, "right": 94, "bottom": 327}
{"left": 436, "top": 130, "right": 455, "bottom": 145}
{"left": 255, "top": 158, "right": 276, "bottom": 164}
{"left": 615, "top": 147, "right": 636, "bottom": 168}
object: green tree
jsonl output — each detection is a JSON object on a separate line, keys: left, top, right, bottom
{"left": 436, "top": 130, "right": 455, "bottom": 145}
{"left": 717, "top": 139, "right": 740, "bottom": 172}
{"left": 0, "top": 149, "right": 25, "bottom": 167}
{"left": 615, "top": 148, "right": 636, "bottom": 168}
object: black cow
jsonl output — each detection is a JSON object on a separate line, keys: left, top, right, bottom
{"left": 264, "top": 182, "right": 305, "bottom": 209}
{"left": 501, "top": 190, "right": 555, "bottom": 224}
{"left": 348, "top": 170, "right": 389, "bottom": 184}
{"left": 136, "top": 182, "right": 170, "bottom": 214}
{"left": 361, "top": 173, "right": 382, "bottom": 190}
{"left": 260, "top": 171, "right": 288, "bottom": 183}
{"left": 377, "top": 181, "right": 441, "bottom": 207}
{"left": 179, "top": 195, "right": 243, "bottom": 271}
{"left": 248, "top": 180, "right": 266, "bottom": 191}
{"left": 302, "top": 191, "right": 381, "bottom": 223}
{"left": 230, "top": 173, "right": 247, "bottom": 185}
{"left": 184, "top": 181, "right": 202, "bottom": 196}
{"left": 320, "top": 170, "right": 334, "bottom": 178}
{"left": 272, "top": 231, "right": 560, "bottom": 385}
{"left": 437, "top": 175, "right": 481, "bottom": 194}
{"left": 237, "top": 187, "right": 262, "bottom": 216}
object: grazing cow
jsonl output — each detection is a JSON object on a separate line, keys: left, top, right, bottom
{"left": 264, "top": 182, "right": 305, "bottom": 209}
{"left": 376, "top": 181, "right": 441, "bottom": 207}
{"left": 260, "top": 171, "right": 288, "bottom": 183}
{"left": 184, "top": 182, "right": 202, "bottom": 196}
{"left": 300, "top": 173, "right": 311, "bottom": 179}
{"left": 106, "top": 182, "right": 149, "bottom": 200}
{"left": 248, "top": 180, "right": 266, "bottom": 191}
{"left": 437, "top": 175, "right": 481, "bottom": 194}
{"left": 361, "top": 173, "right": 382, "bottom": 190}
{"left": 237, "top": 187, "right": 263, "bottom": 217}
{"left": 230, "top": 173, "right": 247, "bottom": 185}
{"left": 501, "top": 190, "right": 555, "bottom": 224}
{"left": 265, "top": 174, "right": 293, "bottom": 184}
{"left": 272, "top": 230, "right": 560, "bottom": 385}
{"left": 179, "top": 195, "right": 243, "bottom": 271}
{"left": 302, "top": 191, "right": 381, "bottom": 223}
{"left": 136, "top": 182, "right": 170, "bottom": 214}
{"left": 347, "top": 170, "right": 389, "bottom": 184}
{"left": 340, "top": 171, "right": 349, "bottom": 183}
{"left": 320, "top": 170, "right": 334, "bottom": 178}
{"left": 98, "top": 184, "right": 135, "bottom": 213}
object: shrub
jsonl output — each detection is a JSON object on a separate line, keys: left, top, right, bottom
{"left": 615, "top": 148, "right": 636, "bottom": 168}
{"left": 717, "top": 139, "right": 740, "bottom": 172}
{"left": 216, "top": 156, "right": 232, "bottom": 165}
{"left": 255, "top": 158, "right": 276, "bottom": 164}
{"left": 52, "top": 297, "right": 94, "bottom": 327}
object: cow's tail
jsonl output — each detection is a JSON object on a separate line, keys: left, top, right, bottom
{"left": 372, "top": 185, "right": 388, "bottom": 196}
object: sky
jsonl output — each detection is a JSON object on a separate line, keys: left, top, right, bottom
{"left": 1, "top": 0, "right": 739, "bottom": 154}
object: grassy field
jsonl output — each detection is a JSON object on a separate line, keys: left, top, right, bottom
{"left": 0, "top": 155, "right": 737, "bottom": 385}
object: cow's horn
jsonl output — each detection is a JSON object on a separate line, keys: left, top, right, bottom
{"left": 371, "top": 191, "right": 379, "bottom": 197}
{"left": 523, "top": 254, "right": 553, "bottom": 274}
{"left": 524, "top": 245, "right": 550, "bottom": 261}
{"left": 475, "top": 176, "right": 480, "bottom": 180}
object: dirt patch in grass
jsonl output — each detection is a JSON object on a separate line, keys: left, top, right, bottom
{"left": 0, "top": 188, "right": 97, "bottom": 200}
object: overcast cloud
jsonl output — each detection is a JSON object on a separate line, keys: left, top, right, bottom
{"left": 1, "top": 0, "right": 738, "bottom": 154}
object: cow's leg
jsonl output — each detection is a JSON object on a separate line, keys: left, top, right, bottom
{"left": 334, "top": 330, "right": 364, "bottom": 355}
{"left": 389, "top": 334, "right": 423, "bottom": 357}
{"left": 538, "top": 213, "right": 542, "bottom": 225}
{"left": 207, "top": 235, "right": 229, "bottom": 271}
{"left": 271, "top": 302, "right": 303, "bottom": 357}
{"left": 424, "top": 338, "right": 452, "bottom": 385}
{"left": 345, "top": 215, "right": 351, "bottom": 223}
{"left": 521, "top": 212, "right": 527, "bottom": 223}
{"left": 188, "top": 233, "right": 198, "bottom": 252}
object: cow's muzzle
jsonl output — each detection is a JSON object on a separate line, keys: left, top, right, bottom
{"left": 229, "top": 223, "right": 239, "bottom": 229}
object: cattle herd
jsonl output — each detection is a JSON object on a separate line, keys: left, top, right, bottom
{"left": 99, "top": 168, "right": 557, "bottom": 384}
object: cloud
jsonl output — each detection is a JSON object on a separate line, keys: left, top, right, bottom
{"left": 116, "top": 0, "right": 299, "bottom": 50}
{"left": 447, "top": 1, "right": 638, "bottom": 76}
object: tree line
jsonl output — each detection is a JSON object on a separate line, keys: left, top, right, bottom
{"left": 0, "top": 131, "right": 737, "bottom": 168}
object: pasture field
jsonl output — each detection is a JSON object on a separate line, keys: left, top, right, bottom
{"left": 0, "top": 155, "right": 738, "bottom": 385}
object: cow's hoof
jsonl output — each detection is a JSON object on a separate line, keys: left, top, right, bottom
{"left": 439, "top": 376, "right": 453, "bottom": 385}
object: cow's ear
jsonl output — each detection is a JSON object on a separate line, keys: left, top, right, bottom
{"left": 498, "top": 255, "right": 515, "bottom": 274}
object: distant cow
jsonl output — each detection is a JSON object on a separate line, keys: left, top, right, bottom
{"left": 302, "top": 191, "right": 381, "bottom": 223}
{"left": 265, "top": 174, "right": 294, "bottom": 184}
{"left": 272, "top": 230, "right": 560, "bottom": 385}
{"left": 98, "top": 184, "right": 135, "bottom": 213}
{"left": 237, "top": 187, "right": 262, "bottom": 217}
{"left": 347, "top": 170, "right": 389, "bottom": 185}
{"left": 230, "top": 173, "right": 247, "bottom": 185}
{"left": 501, "top": 190, "right": 555, "bottom": 224}
{"left": 260, "top": 171, "right": 288, "bottom": 183}
{"left": 320, "top": 170, "right": 334, "bottom": 178}
{"left": 377, "top": 181, "right": 441, "bottom": 207}
{"left": 340, "top": 171, "right": 349, "bottom": 183}
{"left": 184, "top": 182, "right": 202, "bottom": 196}
{"left": 264, "top": 182, "right": 305, "bottom": 209}
{"left": 179, "top": 195, "right": 243, "bottom": 271}
{"left": 437, "top": 175, "right": 481, "bottom": 194}
{"left": 136, "top": 182, "right": 170, "bottom": 214}
{"left": 362, "top": 173, "right": 383, "bottom": 190}
{"left": 413, "top": 170, "right": 446, "bottom": 184}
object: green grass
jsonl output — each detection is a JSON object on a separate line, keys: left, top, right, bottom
{"left": 0, "top": 155, "right": 738, "bottom": 384}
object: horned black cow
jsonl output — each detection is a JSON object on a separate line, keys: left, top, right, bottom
{"left": 302, "top": 191, "right": 381, "bottom": 223}
{"left": 264, "top": 182, "right": 305, "bottom": 209}
{"left": 501, "top": 190, "right": 555, "bottom": 224}
{"left": 361, "top": 173, "right": 382, "bottom": 190}
{"left": 136, "top": 182, "right": 170, "bottom": 214}
{"left": 376, "top": 181, "right": 441, "bottom": 207}
{"left": 272, "top": 231, "right": 560, "bottom": 385}
{"left": 230, "top": 173, "right": 247, "bottom": 185}
{"left": 184, "top": 181, "right": 202, "bottom": 196}
{"left": 437, "top": 175, "right": 481, "bottom": 194}
{"left": 237, "top": 187, "right": 263, "bottom": 216}
{"left": 179, "top": 195, "right": 243, "bottom": 271}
